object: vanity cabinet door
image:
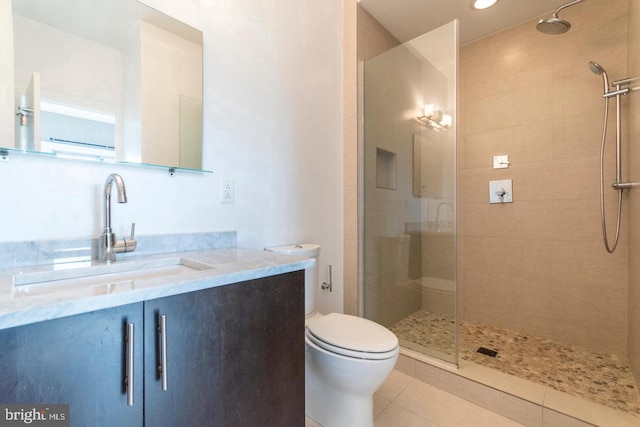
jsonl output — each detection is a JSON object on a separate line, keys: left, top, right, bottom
{"left": 143, "top": 271, "right": 305, "bottom": 427}
{"left": 0, "top": 303, "right": 144, "bottom": 426}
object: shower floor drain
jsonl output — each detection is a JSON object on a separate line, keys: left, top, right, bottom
{"left": 477, "top": 347, "right": 498, "bottom": 358}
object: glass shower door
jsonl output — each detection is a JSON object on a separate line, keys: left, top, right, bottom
{"left": 362, "top": 21, "right": 457, "bottom": 364}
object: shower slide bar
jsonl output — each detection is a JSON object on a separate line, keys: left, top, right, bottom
{"left": 602, "top": 75, "right": 640, "bottom": 98}
{"left": 590, "top": 61, "right": 640, "bottom": 252}
{"left": 607, "top": 73, "right": 640, "bottom": 191}
{"left": 612, "top": 75, "right": 640, "bottom": 86}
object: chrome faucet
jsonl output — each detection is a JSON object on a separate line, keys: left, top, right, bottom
{"left": 435, "top": 201, "right": 454, "bottom": 232}
{"left": 98, "top": 173, "right": 137, "bottom": 263}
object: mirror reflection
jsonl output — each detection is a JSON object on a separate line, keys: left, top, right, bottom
{"left": 5, "top": 0, "right": 204, "bottom": 170}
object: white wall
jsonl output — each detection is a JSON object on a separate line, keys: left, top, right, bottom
{"left": 0, "top": 0, "right": 344, "bottom": 314}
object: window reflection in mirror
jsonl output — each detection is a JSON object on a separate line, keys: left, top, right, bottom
{"left": 5, "top": 0, "right": 204, "bottom": 171}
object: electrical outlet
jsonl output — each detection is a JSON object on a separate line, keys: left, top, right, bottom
{"left": 220, "top": 179, "right": 234, "bottom": 204}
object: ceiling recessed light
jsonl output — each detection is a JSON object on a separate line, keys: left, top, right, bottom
{"left": 470, "top": 0, "right": 499, "bottom": 10}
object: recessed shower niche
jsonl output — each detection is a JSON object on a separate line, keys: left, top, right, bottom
{"left": 376, "top": 147, "right": 397, "bottom": 190}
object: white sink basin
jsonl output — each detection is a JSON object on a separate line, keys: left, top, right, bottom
{"left": 12, "top": 257, "right": 214, "bottom": 298}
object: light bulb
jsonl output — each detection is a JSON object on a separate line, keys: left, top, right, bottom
{"left": 470, "top": 0, "right": 498, "bottom": 10}
{"left": 423, "top": 104, "right": 435, "bottom": 117}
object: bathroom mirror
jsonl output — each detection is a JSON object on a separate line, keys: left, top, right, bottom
{"left": 413, "top": 134, "right": 443, "bottom": 198}
{"left": 5, "top": 0, "right": 205, "bottom": 171}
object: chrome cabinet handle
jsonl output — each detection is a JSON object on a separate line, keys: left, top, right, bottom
{"left": 158, "top": 314, "right": 168, "bottom": 391}
{"left": 125, "top": 323, "right": 135, "bottom": 406}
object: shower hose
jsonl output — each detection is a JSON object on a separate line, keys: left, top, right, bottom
{"left": 599, "top": 96, "right": 622, "bottom": 253}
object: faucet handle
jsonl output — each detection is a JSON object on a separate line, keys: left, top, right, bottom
{"left": 122, "top": 222, "right": 137, "bottom": 254}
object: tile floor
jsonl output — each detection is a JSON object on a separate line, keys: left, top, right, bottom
{"left": 390, "top": 310, "right": 640, "bottom": 417}
{"left": 305, "top": 370, "right": 525, "bottom": 427}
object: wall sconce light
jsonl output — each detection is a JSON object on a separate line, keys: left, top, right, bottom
{"left": 417, "top": 104, "right": 452, "bottom": 131}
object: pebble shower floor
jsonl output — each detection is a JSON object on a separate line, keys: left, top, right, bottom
{"left": 390, "top": 310, "right": 640, "bottom": 417}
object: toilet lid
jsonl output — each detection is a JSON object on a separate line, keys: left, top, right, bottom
{"left": 306, "top": 313, "right": 398, "bottom": 355}
{"left": 264, "top": 243, "right": 320, "bottom": 258}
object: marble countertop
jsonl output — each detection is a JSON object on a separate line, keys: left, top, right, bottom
{"left": 0, "top": 248, "right": 314, "bottom": 330}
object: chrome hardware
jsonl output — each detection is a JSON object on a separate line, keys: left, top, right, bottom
{"left": 603, "top": 87, "right": 630, "bottom": 98}
{"left": 436, "top": 201, "right": 453, "bottom": 232}
{"left": 612, "top": 181, "right": 639, "bottom": 190}
{"left": 321, "top": 265, "right": 333, "bottom": 292}
{"left": 592, "top": 63, "right": 640, "bottom": 253}
{"left": 16, "top": 107, "right": 33, "bottom": 126}
{"left": 125, "top": 323, "right": 135, "bottom": 406}
{"left": 98, "top": 173, "right": 137, "bottom": 263}
{"left": 158, "top": 314, "right": 168, "bottom": 391}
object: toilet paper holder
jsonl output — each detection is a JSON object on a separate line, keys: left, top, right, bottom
{"left": 321, "top": 265, "right": 333, "bottom": 292}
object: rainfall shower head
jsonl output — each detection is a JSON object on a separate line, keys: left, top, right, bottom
{"left": 589, "top": 61, "right": 610, "bottom": 93}
{"left": 536, "top": 16, "right": 571, "bottom": 34}
{"left": 536, "top": 0, "right": 586, "bottom": 35}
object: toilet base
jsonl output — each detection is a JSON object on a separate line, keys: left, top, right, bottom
{"left": 305, "top": 335, "right": 398, "bottom": 427}
{"left": 305, "top": 363, "right": 377, "bottom": 427}
{"left": 306, "top": 378, "right": 374, "bottom": 427}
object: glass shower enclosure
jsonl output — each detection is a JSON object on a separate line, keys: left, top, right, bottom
{"left": 361, "top": 21, "right": 457, "bottom": 364}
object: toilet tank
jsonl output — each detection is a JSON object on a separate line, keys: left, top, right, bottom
{"left": 264, "top": 243, "right": 320, "bottom": 316}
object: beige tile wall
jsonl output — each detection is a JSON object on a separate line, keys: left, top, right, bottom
{"left": 627, "top": 0, "right": 640, "bottom": 384}
{"left": 343, "top": 5, "right": 401, "bottom": 316}
{"left": 459, "top": 0, "right": 630, "bottom": 356}
{"left": 343, "top": 0, "right": 358, "bottom": 315}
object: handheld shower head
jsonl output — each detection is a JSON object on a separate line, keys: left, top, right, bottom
{"left": 536, "top": 0, "right": 586, "bottom": 34}
{"left": 588, "top": 61, "right": 604, "bottom": 75}
{"left": 589, "top": 61, "right": 610, "bottom": 93}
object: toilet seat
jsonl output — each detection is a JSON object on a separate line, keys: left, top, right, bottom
{"left": 306, "top": 313, "right": 398, "bottom": 360}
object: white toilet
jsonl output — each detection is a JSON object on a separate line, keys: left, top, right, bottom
{"left": 265, "top": 244, "right": 399, "bottom": 427}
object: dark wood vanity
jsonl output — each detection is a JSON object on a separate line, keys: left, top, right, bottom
{"left": 0, "top": 271, "right": 304, "bottom": 427}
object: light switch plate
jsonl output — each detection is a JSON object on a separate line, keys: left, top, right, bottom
{"left": 489, "top": 179, "right": 513, "bottom": 203}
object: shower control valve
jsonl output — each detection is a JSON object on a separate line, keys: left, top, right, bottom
{"left": 489, "top": 180, "right": 513, "bottom": 204}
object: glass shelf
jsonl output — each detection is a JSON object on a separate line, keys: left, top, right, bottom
{"left": 0, "top": 147, "right": 213, "bottom": 174}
